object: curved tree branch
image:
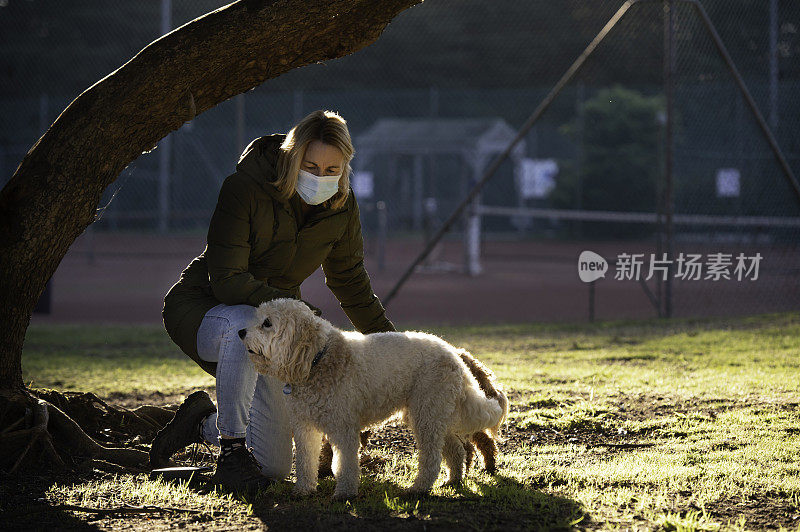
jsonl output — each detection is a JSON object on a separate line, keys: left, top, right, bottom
{"left": 0, "top": 0, "right": 422, "bottom": 390}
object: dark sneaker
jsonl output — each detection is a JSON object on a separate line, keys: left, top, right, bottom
{"left": 150, "top": 390, "right": 216, "bottom": 468}
{"left": 210, "top": 445, "right": 273, "bottom": 495}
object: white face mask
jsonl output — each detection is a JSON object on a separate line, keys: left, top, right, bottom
{"left": 296, "top": 169, "right": 341, "bottom": 205}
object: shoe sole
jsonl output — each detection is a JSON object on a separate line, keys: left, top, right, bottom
{"left": 149, "top": 390, "right": 215, "bottom": 468}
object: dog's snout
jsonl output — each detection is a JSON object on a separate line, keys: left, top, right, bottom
{"left": 238, "top": 328, "right": 247, "bottom": 339}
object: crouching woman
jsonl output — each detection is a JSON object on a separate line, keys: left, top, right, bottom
{"left": 153, "top": 110, "right": 395, "bottom": 493}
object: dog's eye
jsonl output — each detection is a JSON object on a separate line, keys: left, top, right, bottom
{"left": 262, "top": 318, "right": 271, "bottom": 328}
{"left": 248, "top": 349, "right": 257, "bottom": 354}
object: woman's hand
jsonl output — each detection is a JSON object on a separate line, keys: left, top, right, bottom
{"left": 300, "top": 299, "right": 323, "bottom": 317}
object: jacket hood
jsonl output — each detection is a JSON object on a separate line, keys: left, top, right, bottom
{"left": 235, "top": 133, "right": 287, "bottom": 199}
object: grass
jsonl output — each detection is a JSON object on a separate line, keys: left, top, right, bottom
{"left": 22, "top": 324, "right": 214, "bottom": 399}
{"left": 47, "top": 475, "right": 254, "bottom": 523}
{"left": 11, "top": 312, "right": 800, "bottom": 530}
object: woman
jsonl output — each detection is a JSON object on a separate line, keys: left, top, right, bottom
{"left": 152, "top": 110, "right": 395, "bottom": 493}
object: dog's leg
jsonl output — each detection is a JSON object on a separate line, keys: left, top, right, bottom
{"left": 406, "top": 365, "right": 462, "bottom": 494}
{"left": 407, "top": 413, "right": 450, "bottom": 494}
{"left": 293, "top": 424, "right": 323, "bottom": 495}
{"left": 408, "top": 431, "right": 445, "bottom": 494}
{"left": 328, "top": 429, "right": 361, "bottom": 500}
{"left": 442, "top": 433, "right": 466, "bottom": 487}
{"left": 471, "top": 430, "right": 498, "bottom": 474}
{"left": 464, "top": 440, "right": 476, "bottom": 473}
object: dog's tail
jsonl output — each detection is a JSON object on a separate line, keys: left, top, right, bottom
{"left": 457, "top": 349, "right": 509, "bottom": 441}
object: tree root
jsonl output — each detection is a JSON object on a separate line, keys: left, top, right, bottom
{"left": 4, "top": 502, "right": 224, "bottom": 519}
{"left": 53, "top": 503, "right": 222, "bottom": 516}
{"left": 31, "top": 389, "right": 175, "bottom": 442}
{"left": 75, "top": 458, "right": 130, "bottom": 475}
{"left": 8, "top": 399, "right": 61, "bottom": 474}
{"left": 45, "top": 400, "right": 150, "bottom": 468}
{"left": 131, "top": 405, "right": 177, "bottom": 428}
{"left": 1, "top": 389, "right": 174, "bottom": 474}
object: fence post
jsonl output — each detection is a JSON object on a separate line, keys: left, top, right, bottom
{"left": 413, "top": 154, "right": 424, "bottom": 231}
{"left": 662, "top": 0, "right": 675, "bottom": 318}
{"left": 465, "top": 197, "right": 482, "bottom": 276}
{"left": 423, "top": 197, "right": 441, "bottom": 265}
{"left": 377, "top": 200, "right": 387, "bottom": 272}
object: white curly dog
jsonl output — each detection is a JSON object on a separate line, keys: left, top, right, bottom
{"left": 240, "top": 298, "right": 509, "bottom": 500}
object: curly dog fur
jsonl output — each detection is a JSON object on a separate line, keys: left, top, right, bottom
{"left": 240, "top": 298, "right": 508, "bottom": 500}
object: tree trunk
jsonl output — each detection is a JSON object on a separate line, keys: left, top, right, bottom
{"left": 0, "top": 0, "right": 421, "bottom": 391}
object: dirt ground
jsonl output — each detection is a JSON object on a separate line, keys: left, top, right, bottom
{"left": 30, "top": 232, "right": 800, "bottom": 329}
{"left": 2, "top": 390, "right": 796, "bottom": 530}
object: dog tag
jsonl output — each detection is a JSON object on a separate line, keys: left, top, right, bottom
{"left": 283, "top": 383, "right": 292, "bottom": 395}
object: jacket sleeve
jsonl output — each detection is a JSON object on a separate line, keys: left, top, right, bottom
{"left": 322, "top": 194, "right": 396, "bottom": 334}
{"left": 206, "top": 175, "right": 293, "bottom": 306}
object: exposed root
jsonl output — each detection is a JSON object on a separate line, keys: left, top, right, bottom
{"left": 45, "top": 400, "right": 150, "bottom": 468}
{"left": 4, "top": 502, "right": 223, "bottom": 519}
{"left": 31, "top": 389, "right": 171, "bottom": 441}
{"left": 9, "top": 400, "right": 57, "bottom": 474}
{"left": 75, "top": 458, "right": 133, "bottom": 475}
{"left": 1, "top": 389, "right": 171, "bottom": 474}
{"left": 1, "top": 415, "right": 25, "bottom": 434}
{"left": 131, "top": 405, "right": 177, "bottom": 428}
{"left": 38, "top": 430, "right": 67, "bottom": 470}
{"left": 51, "top": 502, "right": 221, "bottom": 516}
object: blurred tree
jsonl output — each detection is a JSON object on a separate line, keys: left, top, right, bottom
{"left": 552, "top": 85, "right": 664, "bottom": 237}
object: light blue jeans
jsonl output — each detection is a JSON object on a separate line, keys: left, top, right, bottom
{"left": 196, "top": 303, "right": 292, "bottom": 480}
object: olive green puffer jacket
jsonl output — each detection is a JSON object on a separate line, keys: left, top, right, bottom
{"left": 162, "top": 133, "right": 395, "bottom": 376}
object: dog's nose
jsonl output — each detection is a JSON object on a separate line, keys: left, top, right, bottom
{"left": 238, "top": 329, "right": 247, "bottom": 339}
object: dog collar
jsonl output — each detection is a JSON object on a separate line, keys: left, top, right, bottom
{"left": 283, "top": 343, "right": 328, "bottom": 395}
{"left": 311, "top": 343, "right": 328, "bottom": 368}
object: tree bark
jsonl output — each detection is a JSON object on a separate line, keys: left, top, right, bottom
{"left": 0, "top": 0, "right": 421, "bottom": 391}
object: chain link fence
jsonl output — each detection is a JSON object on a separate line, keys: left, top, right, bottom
{"left": 2, "top": 0, "right": 799, "bottom": 323}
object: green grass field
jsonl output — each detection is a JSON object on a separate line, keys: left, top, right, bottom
{"left": 8, "top": 312, "right": 800, "bottom": 530}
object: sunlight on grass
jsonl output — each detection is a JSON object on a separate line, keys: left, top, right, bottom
{"left": 23, "top": 324, "right": 214, "bottom": 397}
{"left": 47, "top": 474, "right": 253, "bottom": 524}
{"left": 654, "top": 509, "right": 723, "bottom": 531}
{"left": 22, "top": 311, "right": 800, "bottom": 529}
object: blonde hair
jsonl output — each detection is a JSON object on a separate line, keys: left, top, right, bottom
{"left": 276, "top": 110, "right": 353, "bottom": 209}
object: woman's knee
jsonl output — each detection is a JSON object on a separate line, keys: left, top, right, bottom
{"left": 216, "top": 304, "right": 258, "bottom": 337}
{"left": 199, "top": 304, "right": 258, "bottom": 363}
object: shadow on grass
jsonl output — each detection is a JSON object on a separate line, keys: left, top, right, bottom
{"left": 453, "top": 474, "right": 585, "bottom": 531}
{"left": 0, "top": 474, "right": 103, "bottom": 531}
{"left": 249, "top": 474, "right": 585, "bottom": 531}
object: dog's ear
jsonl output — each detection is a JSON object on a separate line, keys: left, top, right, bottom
{"left": 274, "top": 303, "right": 324, "bottom": 384}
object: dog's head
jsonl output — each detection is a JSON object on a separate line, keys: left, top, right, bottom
{"left": 240, "top": 298, "right": 327, "bottom": 384}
